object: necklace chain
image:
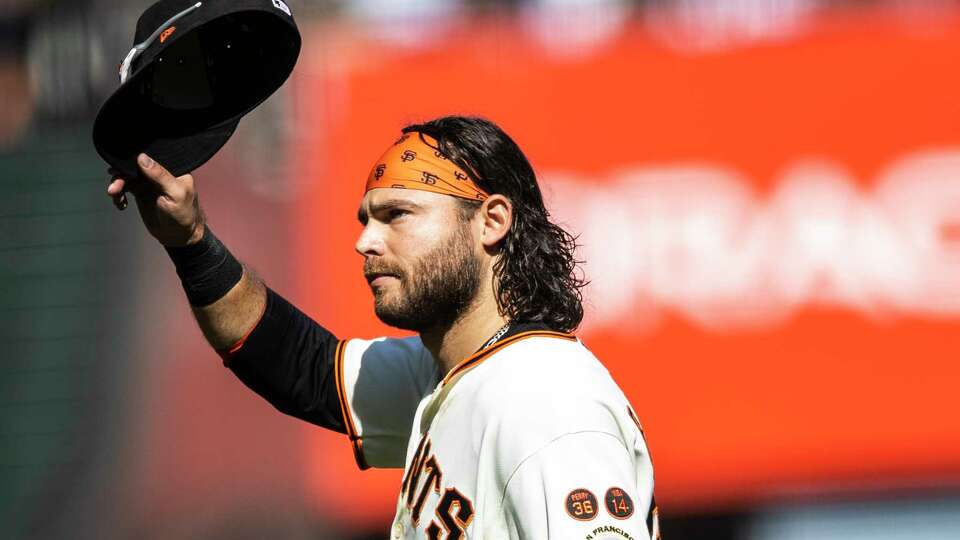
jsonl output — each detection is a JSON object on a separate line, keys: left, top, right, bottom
{"left": 483, "top": 322, "right": 511, "bottom": 350}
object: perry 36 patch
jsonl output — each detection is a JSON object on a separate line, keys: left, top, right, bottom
{"left": 565, "top": 488, "right": 598, "bottom": 521}
{"left": 604, "top": 487, "right": 634, "bottom": 519}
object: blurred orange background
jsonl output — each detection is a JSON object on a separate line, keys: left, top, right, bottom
{"left": 292, "top": 8, "right": 960, "bottom": 525}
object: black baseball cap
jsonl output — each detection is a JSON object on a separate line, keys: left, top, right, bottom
{"left": 93, "top": 0, "right": 301, "bottom": 178}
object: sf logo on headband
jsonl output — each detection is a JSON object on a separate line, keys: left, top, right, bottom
{"left": 365, "top": 132, "right": 489, "bottom": 202}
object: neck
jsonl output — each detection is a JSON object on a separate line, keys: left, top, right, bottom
{"left": 420, "top": 289, "right": 509, "bottom": 377}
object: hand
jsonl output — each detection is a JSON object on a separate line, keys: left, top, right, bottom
{"left": 107, "top": 154, "right": 205, "bottom": 247}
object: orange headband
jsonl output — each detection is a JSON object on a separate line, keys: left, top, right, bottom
{"left": 365, "top": 132, "right": 489, "bottom": 201}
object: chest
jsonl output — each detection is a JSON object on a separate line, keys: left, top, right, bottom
{"left": 390, "top": 388, "right": 488, "bottom": 539}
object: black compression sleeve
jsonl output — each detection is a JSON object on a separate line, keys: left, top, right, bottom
{"left": 165, "top": 226, "right": 244, "bottom": 307}
{"left": 225, "top": 288, "right": 347, "bottom": 434}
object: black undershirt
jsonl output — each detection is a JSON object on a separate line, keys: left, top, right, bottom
{"left": 225, "top": 287, "right": 552, "bottom": 435}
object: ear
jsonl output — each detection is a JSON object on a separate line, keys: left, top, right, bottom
{"left": 478, "top": 194, "right": 512, "bottom": 250}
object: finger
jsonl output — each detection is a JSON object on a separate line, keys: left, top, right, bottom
{"left": 107, "top": 177, "right": 126, "bottom": 196}
{"left": 136, "top": 153, "right": 180, "bottom": 195}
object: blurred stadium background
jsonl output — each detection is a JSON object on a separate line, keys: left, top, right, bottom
{"left": 3, "top": 0, "right": 960, "bottom": 538}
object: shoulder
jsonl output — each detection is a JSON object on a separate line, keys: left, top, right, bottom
{"left": 344, "top": 334, "right": 427, "bottom": 360}
{"left": 342, "top": 335, "right": 438, "bottom": 393}
{"left": 454, "top": 335, "right": 641, "bottom": 482}
{"left": 485, "top": 335, "right": 615, "bottom": 397}
{"left": 343, "top": 335, "right": 433, "bottom": 371}
{"left": 472, "top": 335, "right": 629, "bottom": 443}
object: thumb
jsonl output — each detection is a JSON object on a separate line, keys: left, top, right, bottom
{"left": 137, "top": 153, "right": 177, "bottom": 193}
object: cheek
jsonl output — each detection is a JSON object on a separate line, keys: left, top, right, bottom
{"left": 384, "top": 206, "right": 458, "bottom": 267}
{"left": 388, "top": 225, "right": 441, "bottom": 264}
{"left": 381, "top": 241, "right": 419, "bottom": 280}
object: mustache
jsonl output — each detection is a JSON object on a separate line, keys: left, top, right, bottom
{"left": 363, "top": 259, "right": 405, "bottom": 281}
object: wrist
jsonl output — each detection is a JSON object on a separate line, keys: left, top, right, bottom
{"left": 165, "top": 225, "right": 244, "bottom": 307}
{"left": 160, "top": 221, "right": 205, "bottom": 248}
{"left": 184, "top": 222, "right": 206, "bottom": 246}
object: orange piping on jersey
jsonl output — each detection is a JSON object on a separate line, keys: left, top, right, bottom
{"left": 333, "top": 340, "right": 352, "bottom": 437}
{"left": 441, "top": 330, "right": 577, "bottom": 385}
{"left": 216, "top": 294, "right": 269, "bottom": 365}
{"left": 334, "top": 339, "right": 370, "bottom": 470}
{"left": 352, "top": 437, "right": 369, "bottom": 470}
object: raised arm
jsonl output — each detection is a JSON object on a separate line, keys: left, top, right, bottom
{"left": 107, "top": 153, "right": 264, "bottom": 347}
{"left": 107, "top": 154, "right": 346, "bottom": 432}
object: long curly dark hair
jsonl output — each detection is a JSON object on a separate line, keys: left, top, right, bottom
{"left": 401, "top": 116, "right": 587, "bottom": 332}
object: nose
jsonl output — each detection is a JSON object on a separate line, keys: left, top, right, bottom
{"left": 355, "top": 222, "right": 386, "bottom": 258}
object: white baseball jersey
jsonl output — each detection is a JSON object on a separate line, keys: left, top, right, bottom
{"left": 334, "top": 329, "right": 659, "bottom": 540}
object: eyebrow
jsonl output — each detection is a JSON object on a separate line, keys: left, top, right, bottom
{"left": 357, "top": 198, "right": 424, "bottom": 224}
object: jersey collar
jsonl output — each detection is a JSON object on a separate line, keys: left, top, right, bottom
{"left": 445, "top": 323, "right": 576, "bottom": 386}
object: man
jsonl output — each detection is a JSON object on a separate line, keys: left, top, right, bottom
{"left": 107, "top": 116, "right": 659, "bottom": 539}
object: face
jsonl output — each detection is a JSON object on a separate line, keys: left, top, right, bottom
{"left": 356, "top": 188, "right": 483, "bottom": 333}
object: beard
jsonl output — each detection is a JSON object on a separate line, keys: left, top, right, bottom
{"left": 365, "top": 224, "right": 482, "bottom": 333}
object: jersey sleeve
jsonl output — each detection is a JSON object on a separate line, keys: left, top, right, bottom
{"left": 224, "top": 287, "right": 347, "bottom": 433}
{"left": 337, "top": 336, "right": 439, "bottom": 470}
{"left": 501, "top": 431, "right": 658, "bottom": 540}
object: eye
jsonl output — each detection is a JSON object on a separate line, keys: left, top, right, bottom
{"left": 388, "top": 208, "right": 410, "bottom": 221}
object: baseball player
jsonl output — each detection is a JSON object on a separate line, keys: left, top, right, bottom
{"left": 107, "top": 116, "right": 659, "bottom": 539}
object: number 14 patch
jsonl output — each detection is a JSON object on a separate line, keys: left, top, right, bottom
{"left": 604, "top": 487, "right": 634, "bottom": 519}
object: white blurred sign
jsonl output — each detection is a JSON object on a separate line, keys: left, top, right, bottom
{"left": 547, "top": 148, "right": 960, "bottom": 332}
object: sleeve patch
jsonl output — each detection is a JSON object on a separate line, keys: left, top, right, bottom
{"left": 604, "top": 487, "right": 635, "bottom": 519}
{"left": 565, "top": 488, "right": 599, "bottom": 521}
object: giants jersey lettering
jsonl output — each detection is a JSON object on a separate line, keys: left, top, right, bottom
{"left": 336, "top": 332, "right": 659, "bottom": 540}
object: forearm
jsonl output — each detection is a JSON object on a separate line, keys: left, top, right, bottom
{"left": 191, "top": 269, "right": 266, "bottom": 350}
{"left": 165, "top": 224, "right": 262, "bottom": 349}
